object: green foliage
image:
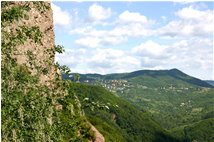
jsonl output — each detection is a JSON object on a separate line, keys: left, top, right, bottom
{"left": 54, "top": 45, "right": 72, "bottom": 75}
{"left": 1, "top": 3, "right": 30, "bottom": 26}
{"left": 1, "top": 48, "right": 54, "bottom": 141}
{"left": 2, "top": 25, "right": 43, "bottom": 55}
{"left": 41, "top": 67, "right": 49, "bottom": 75}
{"left": 183, "top": 118, "right": 214, "bottom": 142}
{"left": 26, "top": 50, "right": 36, "bottom": 68}
{"left": 87, "top": 116, "right": 126, "bottom": 142}
{"left": 2, "top": 80, "right": 52, "bottom": 141}
{"left": 55, "top": 45, "right": 65, "bottom": 54}
{"left": 66, "top": 83, "right": 179, "bottom": 142}
{"left": 2, "top": 64, "right": 94, "bottom": 141}
{"left": 72, "top": 74, "right": 81, "bottom": 82}
{"left": 19, "top": 26, "right": 43, "bottom": 43}
{"left": 171, "top": 118, "right": 214, "bottom": 142}
{"left": 56, "top": 62, "right": 71, "bottom": 75}
{"left": 1, "top": 2, "right": 94, "bottom": 142}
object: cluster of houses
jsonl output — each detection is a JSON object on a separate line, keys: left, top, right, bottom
{"left": 99, "top": 80, "right": 129, "bottom": 93}
{"left": 83, "top": 79, "right": 210, "bottom": 95}
{"left": 84, "top": 79, "right": 130, "bottom": 93}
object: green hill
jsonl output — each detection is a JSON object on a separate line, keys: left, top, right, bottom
{"left": 64, "top": 83, "right": 179, "bottom": 142}
{"left": 63, "top": 69, "right": 213, "bottom": 88}
{"left": 122, "top": 69, "right": 213, "bottom": 88}
{"left": 63, "top": 69, "right": 214, "bottom": 130}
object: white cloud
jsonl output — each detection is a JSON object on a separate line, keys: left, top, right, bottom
{"left": 55, "top": 48, "right": 85, "bottom": 68}
{"left": 70, "top": 26, "right": 107, "bottom": 37}
{"left": 70, "top": 26, "right": 128, "bottom": 48}
{"left": 86, "top": 48, "right": 141, "bottom": 74}
{"left": 70, "top": 22, "right": 153, "bottom": 38}
{"left": 170, "top": 39, "right": 213, "bottom": 79}
{"left": 56, "top": 48, "right": 141, "bottom": 74}
{"left": 177, "top": 6, "right": 206, "bottom": 20}
{"left": 131, "top": 41, "right": 170, "bottom": 69}
{"left": 132, "top": 40, "right": 167, "bottom": 57}
{"left": 102, "top": 36, "right": 127, "bottom": 46}
{"left": 118, "top": 10, "right": 148, "bottom": 24}
{"left": 75, "top": 37, "right": 100, "bottom": 48}
{"left": 88, "top": 3, "right": 112, "bottom": 21}
{"left": 51, "top": 3, "right": 71, "bottom": 26}
{"left": 158, "top": 6, "right": 213, "bottom": 37}
{"left": 110, "top": 23, "right": 153, "bottom": 37}
{"left": 70, "top": 23, "right": 152, "bottom": 48}
{"left": 75, "top": 36, "right": 127, "bottom": 48}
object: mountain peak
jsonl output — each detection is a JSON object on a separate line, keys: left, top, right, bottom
{"left": 169, "top": 68, "right": 180, "bottom": 72}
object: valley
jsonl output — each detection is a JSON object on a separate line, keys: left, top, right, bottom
{"left": 65, "top": 83, "right": 180, "bottom": 142}
{"left": 63, "top": 69, "right": 214, "bottom": 141}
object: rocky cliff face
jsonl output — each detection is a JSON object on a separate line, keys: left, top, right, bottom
{"left": 3, "top": 1, "right": 56, "bottom": 85}
{"left": 1, "top": 2, "right": 105, "bottom": 141}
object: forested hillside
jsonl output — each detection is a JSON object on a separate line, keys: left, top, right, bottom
{"left": 66, "top": 83, "right": 179, "bottom": 142}
{"left": 63, "top": 69, "right": 214, "bottom": 141}
{"left": 171, "top": 118, "right": 214, "bottom": 142}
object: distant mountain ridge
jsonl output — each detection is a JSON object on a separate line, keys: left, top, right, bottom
{"left": 63, "top": 68, "right": 213, "bottom": 88}
{"left": 205, "top": 80, "right": 214, "bottom": 86}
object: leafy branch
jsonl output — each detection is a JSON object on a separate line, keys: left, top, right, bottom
{"left": 54, "top": 45, "right": 65, "bottom": 54}
{"left": 55, "top": 62, "right": 71, "bottom": 75}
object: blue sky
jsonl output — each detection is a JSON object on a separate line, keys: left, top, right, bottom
{"left": 52, "top": 1, "right": 213, "bottom": 80}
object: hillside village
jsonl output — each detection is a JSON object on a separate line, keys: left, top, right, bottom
{"left": 82, "top": 78, "right": 210, "bottom": 94}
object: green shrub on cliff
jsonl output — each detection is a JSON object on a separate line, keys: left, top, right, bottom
{"left": 1, "top": 2, "right": 94, "bottom": 141}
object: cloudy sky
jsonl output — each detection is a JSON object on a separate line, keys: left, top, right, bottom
{"left": 52, "top": 1, "right": 213, "bottom": 80}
